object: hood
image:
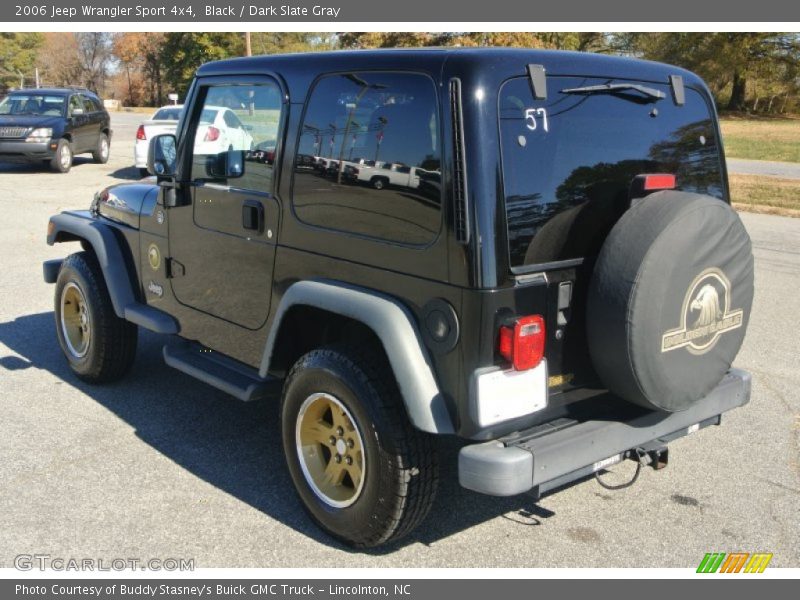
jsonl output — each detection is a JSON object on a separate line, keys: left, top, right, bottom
{"left": 92, "top": 181, "right": 159, "bottom": 229}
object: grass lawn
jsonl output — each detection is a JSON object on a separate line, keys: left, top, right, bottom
{"left": 729, "top": 174, "right": 800, "bottom": 217}
{"left": 720, "top": 117, "right": 800, "bottom": 163}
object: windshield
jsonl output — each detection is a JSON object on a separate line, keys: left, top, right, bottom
{"left": 0, "top": 94, "right": 66, "bottom": 116}
{"left": 152, "top": 107, "right": 183, "bottom": 120}
{"left": 499, "top": 76, "right": 724, "bottom": 270}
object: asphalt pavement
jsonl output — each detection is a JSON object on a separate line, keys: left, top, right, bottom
{"left": 0, "top": 112, "right": 797, "bottom": 568}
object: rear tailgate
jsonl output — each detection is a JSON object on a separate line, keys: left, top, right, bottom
{"left": 497, "top": 73, "right": 726, "bottom": 391}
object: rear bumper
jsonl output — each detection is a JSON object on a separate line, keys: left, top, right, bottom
{"left": 458, "top": 368, "right": 751, "bottom": 497}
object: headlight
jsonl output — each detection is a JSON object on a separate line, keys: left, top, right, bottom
{"left": 26, "top": 128, "right": 53, "bottom": 142}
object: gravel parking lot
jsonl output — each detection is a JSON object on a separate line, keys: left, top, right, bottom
{"left": 0, "top": 112, "right": 798, "bottom": 568}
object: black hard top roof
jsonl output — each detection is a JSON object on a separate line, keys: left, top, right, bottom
{"left": 197, "top": 47, "right": 705, "bottom": 96}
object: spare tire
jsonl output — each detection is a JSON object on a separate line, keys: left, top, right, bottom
{"left": 587, "top": 191, "right": 754, "bottom": 412}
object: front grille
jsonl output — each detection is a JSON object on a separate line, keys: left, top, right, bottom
{"left": 0, "top": 127, "right": 29, "bottom": 138}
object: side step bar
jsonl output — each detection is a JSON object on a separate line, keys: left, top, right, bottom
{"left": 163, "top": 342, "right": 281, "bottom": 402}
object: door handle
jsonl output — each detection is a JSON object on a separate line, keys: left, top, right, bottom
{"left": 242, "top": 199, "right": 264, "bottom": 232}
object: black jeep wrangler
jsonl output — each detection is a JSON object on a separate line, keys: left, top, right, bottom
{"left": 43, "top": 49, "right": 754, "bottom": 548}
{"left": 0, "top": 87, "right": 111, "bottom": 173}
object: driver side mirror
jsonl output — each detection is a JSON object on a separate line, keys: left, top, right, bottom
{"left": 205, "top": 148, "right": 245, "bottom": 179}
{"left": 147, "top": 134, "right": 177, "bottom": 178}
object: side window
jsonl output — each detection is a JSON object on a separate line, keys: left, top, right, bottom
{"left": 293, "top": 72, "right": 442, "bottom": 246}
{"left": 190, "top": 82, "right": 283, "bottom": 193}
{"left": 68, "top": 95, "right": 84, "bottom": 116}
{"left": 89, "top": 96, "right": 104, "bottom": 112}
{"left": 81, "top": 95, "right": 96, "bottom": 112}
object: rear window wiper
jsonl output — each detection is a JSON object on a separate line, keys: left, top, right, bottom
{"left": 560, "top": 83, "right": 666, "bottom": 101}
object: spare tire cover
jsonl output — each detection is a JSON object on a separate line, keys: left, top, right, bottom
{"left": 587, "top": 191, "right": 754, "bottom": 412}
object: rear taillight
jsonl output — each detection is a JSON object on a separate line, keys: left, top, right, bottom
{"left": 353, "top": 168, "right": 360, "bottom": 175}
{"left": 498, "top": 315, "right": 545, "bottom": 371}
{"left": 643, "top": 173, "right": 676, "bottom": 191}
{"left": 204, "top": 126, "right": 220, "bottom": 142}
{"left": 136, "top": 125, "right": 146, "bottom": 141}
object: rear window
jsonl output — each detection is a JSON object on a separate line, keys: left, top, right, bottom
{"left": 500, "top": 76, "right": 724, "bottom": 270}
{"left": 153, "top": 107, "right": 182, "bottom": 120}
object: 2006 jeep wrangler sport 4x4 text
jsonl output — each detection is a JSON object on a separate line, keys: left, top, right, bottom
{"left": 43, "top": 48, "right": 754, "bottom": 548}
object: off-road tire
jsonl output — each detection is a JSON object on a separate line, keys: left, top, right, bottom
{"left": 92, "top": 133, "right": 110, "bottom": 164}
{"left": 50, "top": 138, "right": 73, "bottom": 173}
{"left": 281, "top": 344, "right": 438, "bottom": 548}
{"left": 54, "top": 251, "right": 137, "bottom": 383}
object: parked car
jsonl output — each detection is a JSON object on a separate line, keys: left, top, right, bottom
{"left": 193, "top": 106, "right": 254, "bottom": 157}
{"left": 134, "top": 104, "right": 183, "bottom": 177}
{"left": 0, "top": 87, "right": 111, "bottom": 173}
{"left": 43, "top": 48, "right": 754, "bottom": 549}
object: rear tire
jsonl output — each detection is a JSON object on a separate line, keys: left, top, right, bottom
{"left": 371, "top": 177, "right": 388, "bottom": 190}
{"left": 281, "top": 344, "right": 438, "bottom": 548}
{"left": 50, "top": 139, "right": 72, "bottom": 173}
{"left": 92, "top": 133, "right": 110, "bottom": 164}
{"left": 54, "top": 251, "right": 138, "bottom": 383}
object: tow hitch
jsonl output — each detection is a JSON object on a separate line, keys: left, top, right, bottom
{"left": 594, "top": 445, "right": 669, "bottom": 490}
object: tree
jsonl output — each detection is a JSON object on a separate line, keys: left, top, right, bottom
{"left": 161, "top": 33, "right": 244, "bottom": 99}
{"left": 38, "top": 33, "right": 82, "bottom": 88}
{"left": 113, "top": 33, "right": 145, "bottom": 105}
{"left": 617, "top": 33, "right": 800, "bottom": 112}
{"left": 338, "top": 32, "right": 444, "bottom": 48}
{"left": 249, "top": 32, "right": 336, "bottom": 55}
{"left": 75, "top": 33, "right": 113, "bottom": 95}
{"left": 0, "top": 33, "right": 43, "bottom": 89}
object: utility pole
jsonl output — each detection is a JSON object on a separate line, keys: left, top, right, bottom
{"left": 245, "top": 32, "right": 252, "bottom": 57}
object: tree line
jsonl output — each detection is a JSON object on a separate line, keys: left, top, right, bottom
{"left": 1, "top": 32, "right": 798, "bottom": 114}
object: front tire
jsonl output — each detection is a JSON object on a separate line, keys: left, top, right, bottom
{"left": 50, "top": 138, "right": 73, "bottom": 173}
{"left": 281, "top": 345, "right": 438, "bottom": 548}
{"left": 371, "top": 177, "right": 387, "bottom": 190}
{"left": 54, "top": 251, "right": 137, "bottom": 383}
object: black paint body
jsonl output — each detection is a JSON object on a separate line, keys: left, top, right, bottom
{"left": 89, "top": 48, "right": 727, "bottom": 439}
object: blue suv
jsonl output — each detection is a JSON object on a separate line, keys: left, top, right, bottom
{"left": 0, "top": 87, "right": 111, "bottom": 173}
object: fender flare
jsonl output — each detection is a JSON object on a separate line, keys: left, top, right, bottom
{"left": 48, "top": 212, "right": 136, "bottom": 317}
{"left": 46, "top": 212, "right": 178, "bottom": 334}
{"left": 260, "top": 280, "right": 455, "bottom": 434}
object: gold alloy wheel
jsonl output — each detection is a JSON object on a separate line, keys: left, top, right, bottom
{"left": 295, "top": 392, "right": 366, "bottom": 508}
{"left": 60, "top": 281, "right": 90, "bottom": 358}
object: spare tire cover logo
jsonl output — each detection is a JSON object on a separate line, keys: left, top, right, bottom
{"left": 661, "top": 268, "right": 744, "bottom": 355}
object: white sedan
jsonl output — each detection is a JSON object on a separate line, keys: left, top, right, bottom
{"left": 135, "top": 105, "right": 254, "bottom": 177}
{"left": 134, "top": 105, "right": 184, "bottom": 176}
{"left": 193, "top": 106, "right": 254, "bottom": 157}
